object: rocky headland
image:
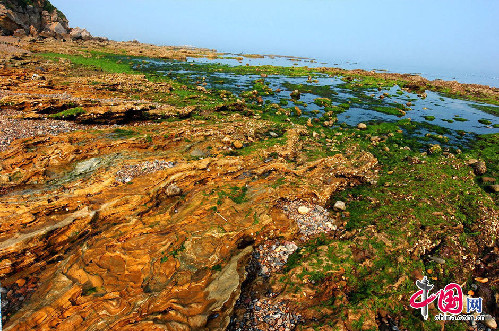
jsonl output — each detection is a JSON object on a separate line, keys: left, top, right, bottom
{"left": 0, "top": 0, "right": 91, "bottom": 40}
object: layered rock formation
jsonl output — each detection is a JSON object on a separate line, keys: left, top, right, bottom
{"left": 0, "top": 43, "right": 380, "bottom": 330}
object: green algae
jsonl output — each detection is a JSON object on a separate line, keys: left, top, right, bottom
{"left": 372, "top": 106, "right": 404, "bottom": 117}
{"left": 49, "top": 107, "right": 86, "bottom": 119}
{"left": 478, "top": 119, "right": 492, "bottom": 125}
{"left": 469, "top": 103, "right": 499, "bottom": 115}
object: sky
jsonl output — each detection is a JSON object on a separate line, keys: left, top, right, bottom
{"left": 50, "top": 0, "right": 499, "bottom": 86}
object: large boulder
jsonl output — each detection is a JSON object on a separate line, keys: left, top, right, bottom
{"left": 48, "top": 21, "right": 66, "bottom": 35}
{"left": 70, "top": 27, "right": 92, "bottom": 40}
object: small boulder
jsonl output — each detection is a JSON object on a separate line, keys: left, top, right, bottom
{"left": 489, "top": 184, "right": 499, "bottom": 192}
{"left": 29, "top": 25, "right": 38, "bottom": 37}
{"left": 294, "top": 106, "right": 302, "bottom": 116}
{"left": 484, "top": 317, "right": 497, "bottom": 329}
{"left": 481, "top": 177, "right": 496, "bottom": 183}
{"left": 357, "top": 123, "right": 367, "bottom": 130}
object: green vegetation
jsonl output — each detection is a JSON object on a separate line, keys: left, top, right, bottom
{"left": 49, "top": 107, "right": 86, "bottom": 119}
{"left": 41, "top": 52, "right": 137, "bottom": 74}
{"left": 469, "top": 103, "right": 499, "bottom": 115}
{"left": 170, "top": 242, "right": 186, "bottom": 258}
{"left": 372, "top": 106, "right": 404, "bottom": 116}
{"left": 112, "top": 128, "right": 139, "bottom": 138}
{"left": 478, "top": 118, "right": 492, "bottom": 125}
{"left": 277, "top": 121, "right": 498, "bottom": 329}
{"left": 217, "top": 186, "right": 249, "bottom": 205}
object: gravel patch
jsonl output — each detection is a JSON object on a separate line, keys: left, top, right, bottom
{"left": 0, "top": 109, "right": 89, "bottom": 151}
{"left": 250, "top": 298, "right": 300, "bottom": 331}
{"left": 282, "top": 200, "right": 338, "bottom": 239}
{"left": 256, "top": 240, "right": 298, "bottom": 276}
{"left": 115, "top": 160, "right": 175, "bottom": 183}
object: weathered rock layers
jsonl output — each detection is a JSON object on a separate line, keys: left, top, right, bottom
{"left": 0, "top": 0, "right": 91, "bottom": 39}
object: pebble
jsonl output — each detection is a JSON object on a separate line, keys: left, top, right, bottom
{"left": 429, "top": 256, "right": 445, "bottom": 264}
{"left": 474, "top": 277, "right": 488, "bottom": 283}
{"left": 165, "top": 183, "right": 182, "bottom": 197}
{"left": 484, "top": 316, "right": 497, "bottom": 329}
{"left": 233, "top": 140, "right": 244, "bottom": 149}
{"left": 297, "top": 206, "right": 310, "bottom": 215}
{"left": 333, "top": 201, "right": 346, "bottom": 211}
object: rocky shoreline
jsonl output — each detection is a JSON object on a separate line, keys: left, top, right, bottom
{"left": 0, "top": 30, "right": 497, "bottom": 331}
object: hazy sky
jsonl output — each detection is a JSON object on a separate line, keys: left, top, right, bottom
{"left": 51, "top": 0, "right": 499, "bottom": 85}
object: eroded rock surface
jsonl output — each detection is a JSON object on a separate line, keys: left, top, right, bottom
{"left": 0, "top": 109, "right": 377, "bottom": 330}
{"left": 0, "top": 0, "right": 68, "bottom": 37}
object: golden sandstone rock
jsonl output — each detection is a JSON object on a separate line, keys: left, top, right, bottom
{"left": 0, "top": 109, "right": 377, "bottom": 329}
